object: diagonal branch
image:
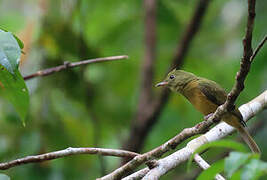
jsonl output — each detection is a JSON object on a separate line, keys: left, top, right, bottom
{"left": 224, "top": 0, "right": 256, "bottom": 111}
{"left": 23, "top": 55, "right": 129, "bottom": 80}
{"left": 124, "top": 0, "right": 211, "bottom": 154}
{"left": 170, "top": 0, "right": 211, "bottom": 69}
{"left": 0, "top": 147, "right": 139, "bottom": 170}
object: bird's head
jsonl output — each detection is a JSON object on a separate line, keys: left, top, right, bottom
{"left": 155, "top": 69, "right": 197, "bottom": 92}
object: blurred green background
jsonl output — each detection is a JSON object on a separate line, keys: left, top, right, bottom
{"left": 0, "top": 0, "right": 266, "bottom": 179}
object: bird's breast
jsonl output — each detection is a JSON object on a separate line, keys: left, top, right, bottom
{"left": 182, "top": 82, "right": 218, "bottom": 115}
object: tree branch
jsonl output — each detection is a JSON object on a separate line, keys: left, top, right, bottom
{"left": 198, "top": 0, "right": 259, "bottom": 134}
{"left": 124, "top": 0, "right": 211, "bottom": 154}
{"left": 23, "top": 55, "right": 129, "bottom": 80}
{"left": 224, "top": 0, "right": 256, "bottom": 111}
{"left": 122, "top": 169, "right": 150, "bottom": 180}
{"left": 0, "top": 147, "right": 139, "bottom": 170}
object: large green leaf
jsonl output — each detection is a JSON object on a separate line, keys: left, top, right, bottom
{"left": 0, "top": 66, "right": 29, "bottom": 123}
{"left": 225, "top": 152, "right": 258, "bottom": 178}
{"left": 230, "top": 170, "right": 242, "bottom": 180}
{"left": 0, "top": 29, "right": 29, "bottom": 123}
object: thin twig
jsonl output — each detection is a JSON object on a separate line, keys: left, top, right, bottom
{"left": 250, "top": 34, "right": 267, "bottom": 62}
{"left": 23, "top": 55, "right": 129, "bottom": 80}
{"left": 0, "top": 147, "right": 139, "bottom": 170}
{"left": 194, "top": 154, "right": 225, "bottom": 180}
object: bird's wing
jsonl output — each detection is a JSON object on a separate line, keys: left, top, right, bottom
{"left": 198, "top": 78, "right": 245, "bottom": 125}
{"left": 197, "top": 78, "right": 227, "bottom": 106}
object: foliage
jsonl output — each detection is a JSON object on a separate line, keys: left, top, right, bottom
{"left": 0, "top": 29, "right": 29, "bottom": 123}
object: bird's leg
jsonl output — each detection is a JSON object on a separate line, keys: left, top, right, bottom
{"left": 204, "top": 113, "right": 214, "bottom": 121}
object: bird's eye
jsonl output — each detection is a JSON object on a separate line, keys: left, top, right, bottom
{"left": 169, "top": 75, "right": 175, "bottom": 79}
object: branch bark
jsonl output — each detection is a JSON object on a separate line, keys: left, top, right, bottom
{"left": 124, "top": 0, "right": 211, "bottom": 154}
{"left": 0, "top": 147, "right": 139, "bottom": 170}
{"left": 224, "top": 0, "right": 256, "bottom": 111}
{"left": 122, "top": 169, "right": 150, "bottom": 180}
{"left": 23, "top": 55, "right": 129, "bottom": 80}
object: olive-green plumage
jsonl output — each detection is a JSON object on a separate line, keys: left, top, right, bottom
{"left": 156, "top": 69, "right": 260, "bottom": 154}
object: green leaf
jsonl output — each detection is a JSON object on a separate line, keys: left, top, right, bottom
{"left": 12, "top": 33, "right": 24, "bottom": 50}
{"left": 0, "top": 66, "right": 29, "bottom": 123}
{"left": 230, "top": 170, "right": 241, "bottom": 180}
{"left": 197, "top": 159, "right": 225, "bottom": 180}
{"left": 241, "top": 159, "right": 267, "bottom": 180}
{"left": 187, "top": 140, "right": 248, "bottom": 171}
{"left": 0, "top": 28, "right": 24, "bottom": 49}
{"left": 0, "top": 29, "right": 29, "bottom": 123}
{"left": 0, "top": 29, "right": 21, "bottom": 74}
{"left": 0, "top": 173, "right": 10, "bottom": 180}
{"left": 225, "top": 152, "right": 258, "bottom": 178}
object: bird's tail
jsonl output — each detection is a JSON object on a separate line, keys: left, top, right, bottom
{"left": 238, "top": 126, "right": 261, "bottom": 154}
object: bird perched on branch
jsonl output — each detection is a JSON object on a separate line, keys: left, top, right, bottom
{"left": 156, "top": 69, "right": 260, "bottom": 154}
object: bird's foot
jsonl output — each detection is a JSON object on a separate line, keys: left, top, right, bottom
{"left": 204, "top": 113, "right": 214, "bottom": 121}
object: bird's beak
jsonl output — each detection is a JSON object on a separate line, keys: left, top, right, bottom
{"left": 155, "top": 81, "right": 168, "bottom": 87}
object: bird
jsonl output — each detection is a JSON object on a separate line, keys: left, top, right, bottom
{"left": 155, "top": 69, "right": 260, "bottom": 154}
